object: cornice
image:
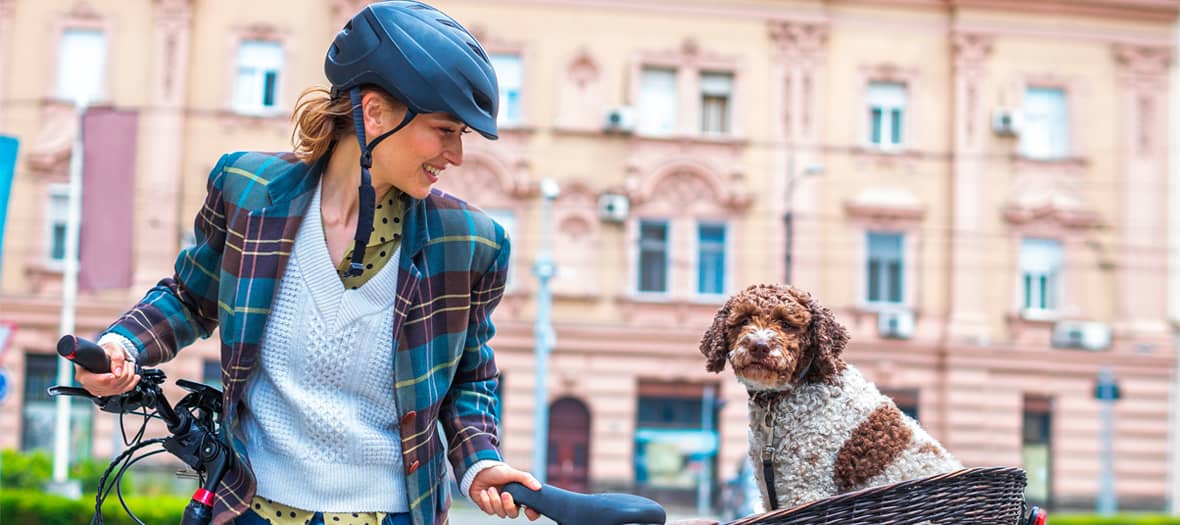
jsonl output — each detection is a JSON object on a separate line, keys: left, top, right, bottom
{"left": 950, "top": 0, "right": 1180, "bottom": 22}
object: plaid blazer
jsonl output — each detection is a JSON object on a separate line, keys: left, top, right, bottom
{"left": 103, "top": 151, "right": 509, "bottom": 525}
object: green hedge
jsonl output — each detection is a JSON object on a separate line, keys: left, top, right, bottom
{"left": 0, "top": 489, "right": 189, "bottom": 525}
{"left": 1, "top": 449, "right": 132, "bottom": 494}
{"left": 1049, "top": 515, "right": 1180, "bottom": 525}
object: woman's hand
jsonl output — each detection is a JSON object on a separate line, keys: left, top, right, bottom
{"left": 469, "top": 464, "right": 543, "bottom": 520}
{"left": 75, "top": 343, "right": 139, "bottom": 397}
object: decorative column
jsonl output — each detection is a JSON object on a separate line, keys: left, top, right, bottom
{"left": 0, "top": 0, "right": 14, "bottom": 128}
{"left": 133, "top": 0, "right": 193, "bottom": 289}
{"left": 768, "top": 19, "right": 828, "bottom": 292}
{"left": 1113, "top": 44, "right": 1173, "bottom": 341}
{"left": 946, "top": 32, "right": 993, "bottom": 343}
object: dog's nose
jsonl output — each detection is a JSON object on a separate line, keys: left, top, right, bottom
{"left": 749, "top": 341, "right": 770, "bottom": 359}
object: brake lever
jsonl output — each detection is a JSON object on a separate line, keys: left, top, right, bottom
{"left": 48, "top": 385, "right": 99, "bottom": 400}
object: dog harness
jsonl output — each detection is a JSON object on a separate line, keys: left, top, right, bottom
{"left": 747, "top": 352, "right": 815, "bottom": 511}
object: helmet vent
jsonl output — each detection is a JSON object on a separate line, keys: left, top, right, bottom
{"left": 473, "top": 90, "right": 493, "bottom": 113}
{"left": 467, "top": 42, "right": 489, "bottom": 62}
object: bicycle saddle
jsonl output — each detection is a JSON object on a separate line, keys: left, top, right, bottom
{"left": 504, "top": 482, "right": 666, "bottom": 525}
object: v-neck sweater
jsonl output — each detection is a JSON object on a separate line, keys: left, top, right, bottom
{"left": 239, "top": 180, "right": 408, "bottom": 513}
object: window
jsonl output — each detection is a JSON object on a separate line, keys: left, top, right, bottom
{"left": 1019, "top": 238, "right": 1063, "bottom": 312}
{"left": 232, "top": 40, "right": 283, "bottom": 114}
{"left": 485, "top": 209, "right": 517, "bottom": 289}
{"left": 637, "top": 67, "right": 678, "bottom": 136}
{"left": 697, "top": 223, "right": 726, "bottom": 295}
{"left": 866, "top": 232, "right": 904, "bottom": 304}
{"left": 700, "top": 72, "right": 733, "bottom": 135}
{"left": 491, "top": 54, "right": 523, "bottom": 127}
{"left": 22, "top": 354, "right": 93, "bottom": 456}
{"left": 867, "top": 82, "right": 907, "bottom": 149}
{"left": 46, "top": 184, "right": 70, "bottom": 264}
{"left": 637, "top": 220, "right": 669, "bottom": 293}
{"left": 634, "top": 382, "right": 719, "bottom": 493}
{"left": 1022, "top": 395, "right": 1053, "bottom": 507}
{"left": 56, "top": 28, "right": 107, "bottom": 104}
{"left": 1020, "top": 87, "right": 1069, "bottom": 160}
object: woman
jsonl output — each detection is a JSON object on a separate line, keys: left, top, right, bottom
{"left": 73, "top": 2, "right": 541, "bottom": 524}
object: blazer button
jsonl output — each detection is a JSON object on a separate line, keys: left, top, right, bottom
{"left": 400, "top": 410, "right": 417, "bottom": 426}
{"left": 407, "top": 460, "right": 420, "bottom": 474}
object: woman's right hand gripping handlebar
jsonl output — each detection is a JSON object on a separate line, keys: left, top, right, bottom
{"left": 62, "top": 335, "right": 140, "bottom": 397}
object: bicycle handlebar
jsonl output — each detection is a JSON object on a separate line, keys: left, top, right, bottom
{"left": 55, "top": 335, "right": 670, "bottom": 525}
{"left": 52, "top": 335, "right": 230, "bottom": 525}
{"left": 57, "top": 334, "right": 112, "bottom": 374}
{"left": 504, "top": 482, "right": 666, "bottom": 525}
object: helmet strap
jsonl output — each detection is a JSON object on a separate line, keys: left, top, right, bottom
{"left": 342, "top": 88, "right": 418, "bottom": 278}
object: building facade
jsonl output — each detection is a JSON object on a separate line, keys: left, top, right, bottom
{"left": 0, "top": 0, "right": 1175, "bottom": 511}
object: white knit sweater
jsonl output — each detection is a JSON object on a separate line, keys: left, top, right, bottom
{"left": 239, "top": 182, "right": 408, "bottom": 512}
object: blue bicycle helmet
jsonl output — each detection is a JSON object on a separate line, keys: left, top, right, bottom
{"left": 324, "top": 0, "right": 500, "bottom": 276}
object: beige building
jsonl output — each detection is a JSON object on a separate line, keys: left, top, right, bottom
{"left": 0, "top": 0, "right": 1176, "bottom": 512}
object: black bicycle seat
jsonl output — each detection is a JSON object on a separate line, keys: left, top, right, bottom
{"left": 504, "top": 482, "right": 666, "bottom": 525}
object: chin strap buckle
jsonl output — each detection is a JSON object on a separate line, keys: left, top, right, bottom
{"left": 343, "top": 261, "right": 365, "bottom": 278}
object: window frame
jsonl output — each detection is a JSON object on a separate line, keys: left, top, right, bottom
{"left": 491, "top": 53, "right": 525, "bottom": 128}
{"left": 866, "top": 81, "right": 908, "bottom": 150}
{"left": 694, "top": 221, "right": 728, "bottom": 297}
{"left": 55, "top": 27, "right": 108, "bottom": 105}
{"left": 231, "top": 39, "right": 284, "bottom": 116}
{"left": 1019, "top": 86, "right": 1070, "bottom": 161}
{"left": 1018, "top": 237, "right": 1064, "bottom": 316}
{"left": 636, "top": 218, "right": 671, "bottom": 295}
{"left": 44, "top": 183, "right": 71, "bottom": 268}
{"left": 865, "top": 230, "right": 906, "bottom": 306}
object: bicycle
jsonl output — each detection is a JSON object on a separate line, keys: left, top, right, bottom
{"left": 54, "top": 334, "right": 1047, "bottom": 525}
{"left": 50, "top": 335, "right": 668, "bottom": 525}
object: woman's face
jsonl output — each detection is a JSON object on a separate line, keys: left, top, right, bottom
{"left": 363, "top": 92, "right": 467, "bottom": 200}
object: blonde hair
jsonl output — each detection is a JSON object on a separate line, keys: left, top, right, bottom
{"left": 290, "top": 86, "right": 404, "bottom": 163}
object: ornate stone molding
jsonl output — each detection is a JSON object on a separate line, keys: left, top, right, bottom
{"left": 952, "top": 32, "right": 993, "bottom": 70}
{"left": 624, "top": 159, "right": 749, "bottom": 211}
{"left": 66, "top": 1, "right": 103, "bottom": 21}
{"left": 1113, "top": 44, "right": 1173, "bottom": 90}
{"left": 1001, "top": 204, "right": 1101, "bottom": 229}
{"left": 768, "top": 20, "right": 829, "bottom": 59}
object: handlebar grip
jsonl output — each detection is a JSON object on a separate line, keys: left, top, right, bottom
{"left": 503, "top": 482, "right": 542, "bottom": 510}
{"left": 57, "top": 335, "right": 111, "bottom": 374}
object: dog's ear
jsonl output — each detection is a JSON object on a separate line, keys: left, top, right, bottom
{"left": 700, "top": 301, "right": 732, "bottom": 373}
{"left": 800, "top": 290, "right": 849, "bottom": 384}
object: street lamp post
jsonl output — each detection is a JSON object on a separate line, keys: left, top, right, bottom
{"left": 531, "top": 178, "right": 560, "bottom": 484}
{"left": 49, "top": 101, "right": 87, "bottom": 499}
{"left": 783, "top": 154, "right": 824, "bottom": 284}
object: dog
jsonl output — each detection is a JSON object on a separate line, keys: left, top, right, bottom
{"left": 700, "top": 283, "right": 961, "bottom": 510}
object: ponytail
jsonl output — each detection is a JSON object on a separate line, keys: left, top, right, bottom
{"left": 291, "top": 86, "right": 408, "bottom": 164}
{"left": 291, "top": 87, "right": 352, "bottom": 163}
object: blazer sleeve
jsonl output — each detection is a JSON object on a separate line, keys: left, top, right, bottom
{"left": 100, "top": 155, "right": 230, "bottom": 366}
{"left": 441, "top": 221, "right": 511, "bottom": 480}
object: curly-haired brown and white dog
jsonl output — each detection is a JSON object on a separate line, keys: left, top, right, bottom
{"left": 700, "top": 283, "right": 961, "bottom": 510}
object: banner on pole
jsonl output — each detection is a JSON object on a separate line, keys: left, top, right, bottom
{"left": 79, "top": 108, "right": 138, "bottom": 292}
{"left": 0, "top": 136, "right": 20, "bottom": 279}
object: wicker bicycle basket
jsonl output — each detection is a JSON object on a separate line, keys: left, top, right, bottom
{"left": 723, "top": 466, "right": 1028, "bottom": 525}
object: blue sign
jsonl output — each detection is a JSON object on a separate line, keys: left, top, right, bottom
{"left": 0, "top": 368, "right": 9, "bottom": 404}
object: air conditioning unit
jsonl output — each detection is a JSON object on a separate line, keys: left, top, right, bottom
{"left": 992, "top": 108, "right": 1023, "bottom": 136}
{"left": 603, "top": 106, "right": 636, "bottom": 134}
{"left": 877, "top": 309, "right": 914, "bottom": 340}
{"left": 1051, "top": 321, "right": 1111, "bottom": 351}
{"left": 597, "top": 192, "right": 630, "bottom": 223}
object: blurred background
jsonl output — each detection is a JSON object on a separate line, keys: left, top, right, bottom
{"left": 0, "top": 0, "right": 1177, "bottom": 521}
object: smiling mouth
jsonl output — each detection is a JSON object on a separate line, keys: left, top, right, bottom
{"left": 423, "top": 165, "right": 441, "bottom": 182}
